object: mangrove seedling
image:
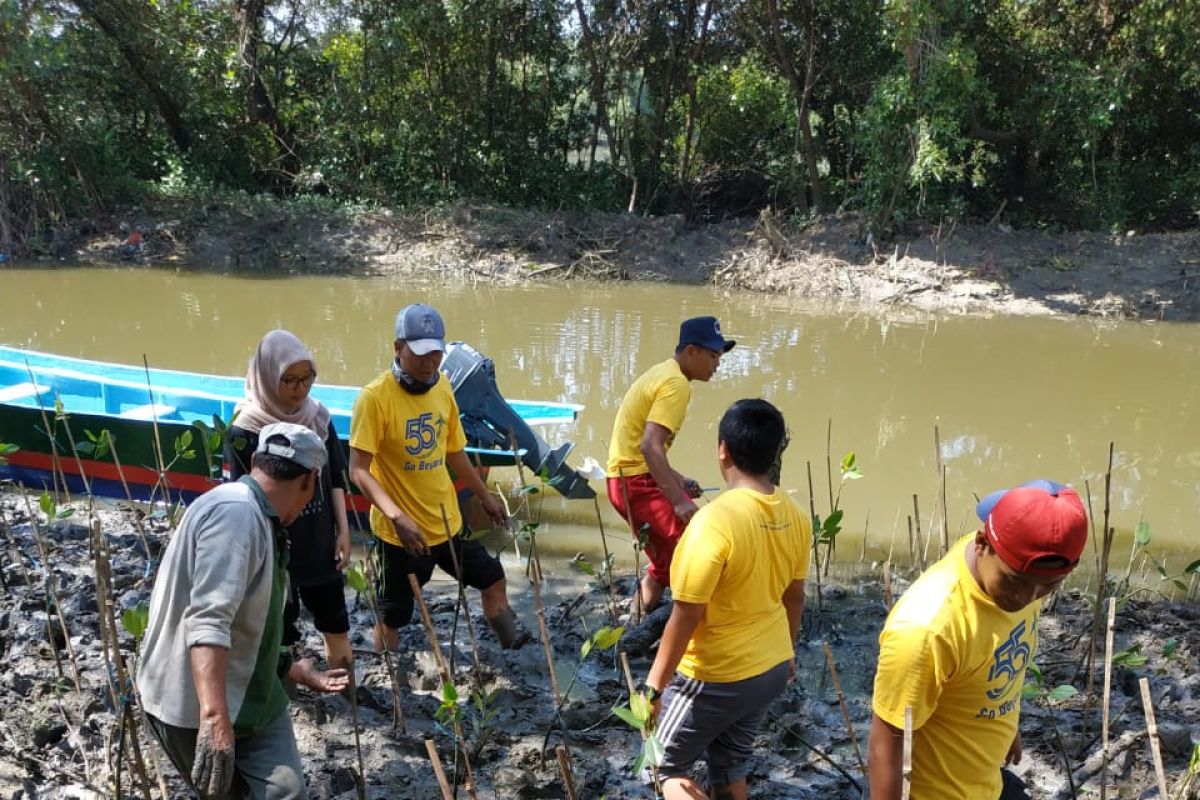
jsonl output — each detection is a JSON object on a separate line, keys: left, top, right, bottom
{"left": 120, "top": 603, "right": 149, "bottom": 644}
{"left": 613, "top": 690, "right": 665, "bottom": 778}
{"left": 0, "top": 441, "right": 19, "bottom": 465}
{"left": 812, "top": 451, "right": 864, "bottom": 577}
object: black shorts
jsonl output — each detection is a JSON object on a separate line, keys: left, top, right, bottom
{"left": 282, "top": 576, "right": 350, "bottom": 646}
{"left": 375, "top": 535, "right": 505, "bottom": 629}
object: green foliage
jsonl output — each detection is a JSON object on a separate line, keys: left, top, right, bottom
{"left": 3, "top": 0, "right": 1198, "bottom": 236}
{"left": 0, "top": 441, "right": 18, "bottom": 465}
{"left": 613, "top": 691, "right": 665, "bottom": 776}
{"left": 1021, "top": 661, "right": 1078, "bottom": 702}
{"left": 1111, "top": 643, "right": 1149, "bottom": 669}
{"left": 78, "top": 430, "right": 113, "bottom": 461}
{"left": 120, "top": 603, "right": 150, "bottom": 641}
{"left": 38, "top": 491, "right": 74, "bottom": 521}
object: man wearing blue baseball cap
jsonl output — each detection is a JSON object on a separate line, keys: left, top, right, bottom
{"left": 868, "top": 480, "right": 1088, "bottom": 800}
{"left": 606, "top": 315, "right": 736, "bottom": 613}
{"left": 350, "top": 303, "right": 521, "bottom": 652}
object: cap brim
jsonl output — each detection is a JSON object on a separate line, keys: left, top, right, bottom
{"left": 721, "top": 339, "right": 736, "bottom": 353}
{"left": 406, "top": 338, "right": 446, "bottom": 356}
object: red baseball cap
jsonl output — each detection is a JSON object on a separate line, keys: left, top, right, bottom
{"left": 976, "top": 480, "right": 1088, "bottom": 577}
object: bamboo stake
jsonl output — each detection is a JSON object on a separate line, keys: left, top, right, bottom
{"left": 912, "top": 495, "right": 925, "bottom": 570}
{"left": 823, "top": 642, "right": 866, "bottom": 775}
{"left": 440, "top": 504, "right": 485, "bottom": 689}
{"left": 90, "top": 519, "right": 153, "bottom": 800}
{"left": 423, "top": 736, "right": 456, "bottom": 800}
{"left": 509, "top": 430, "right": 543, "bottom": 582}
{"left": 408, "top": 572, "right": 450, "bottom": 683}
{"left": 883, "top": 560, "right": 893, "bottom": 609}
{"left": 141, "top": 355, "right": 172, "bottom": 507}
{"left": 556, "top": 744, "right": 580, "bottom": 800}
{"left": 934, "top": 426, "right": 949, "bottom": 557}
{"left": 23, "top": 360, "right": 69, "bottom": 502}
{"left": 18, "top": 485, "right": 82, "bottom": 690}
{"left": 343, "top": 473, "right": 405, "bottom": 733}
{"left": 807, "top": 461, "right": 823, "bottom": 618}
{"left": 1139, "top": 678, "right": 1169, "bottom": 800}
{"left": 902, "top": 706, "right": 913, "bottom": 800}
{"left": 1088, "top": 443, "right": 1117, "bottom": 696}
{"left": 591, "top": 495, "right": 620, "bottom": 624}
{"left": 617, "top": 467, "right": 644, "bottom": 624}
{"left": 906, "top": 515, "right": 915, "bottom": 567}
{"left": 530, "top": 560, "right": 563, "bottom": 705}
{"left": 408, "top": 578, "right": 477, "bottom": 797}
{"left": 1101, "top": 597, "right": 1116, "bottom": 800}
{"left": 103, "top": 435, "right": 157, "bottom": 570}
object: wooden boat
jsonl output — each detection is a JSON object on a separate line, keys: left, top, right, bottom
{"left": 0, "top": 344, "right": 596, "bottom": 511}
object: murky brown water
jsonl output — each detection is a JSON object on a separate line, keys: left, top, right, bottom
{"left": 3, "top": 266, "right": 1198, "bottom": 577}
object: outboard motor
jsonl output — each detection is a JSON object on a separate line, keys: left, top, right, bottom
{"left": 442, "top": 342, "right": 595, "bottom": 500}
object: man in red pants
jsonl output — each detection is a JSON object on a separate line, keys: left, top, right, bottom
{"left": 605, "top": 316, "right": 735, "bottom": 612}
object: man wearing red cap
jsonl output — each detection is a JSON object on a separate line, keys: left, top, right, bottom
{"left": 868, "top": 480, "right": 1088, "bottom": 800}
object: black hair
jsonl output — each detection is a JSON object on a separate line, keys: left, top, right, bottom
{"left": 250, "top": 434, "right": 311, "bottom": 481}
{"left": 718, "top": 398, "right": 788, "bottom": 477}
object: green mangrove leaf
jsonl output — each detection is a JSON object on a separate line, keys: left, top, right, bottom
{"left": 345, "top": 564, "right": 368, "bottom": 593}
{"left": 611, "top": 705, "right": 642, "bottom": 730}
{"left": 1047, "top": 684, "right": 1079, "bottom": 702}
{"left": 1112, "top": 645, "right": 1148, "bottom": 668}
{"left": 1184, "top": 559, "right": 1200, "bottom": 575}
{"left": 1134, "top": 520, "right": 1151, "bottom": 547}
{"left": 593, "top": 626, "right": 624, "bottom": 651}
{"left": 581, "top": 639, "right": 593, "bottom": 659}
{"left": 39, "top": 492, "right": 54, "bottom": 516}
{"left": 1162, "top": 639, "right": 1179, "bottom": 659}
{"left": 121, "top": 603, "right": 149, "bottom": 640}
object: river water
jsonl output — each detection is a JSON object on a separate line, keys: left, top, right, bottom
{"left": 2, "top": 266, "right": 1197, "bottom": 575}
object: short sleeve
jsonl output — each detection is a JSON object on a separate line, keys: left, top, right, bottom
{"left": 790, "top": 500, "right": 813, "bottom": 580}
{"left": 645, "top": 376, "right": 690, "bottom": 435}
{"left": 444, "top": 392, "right": 467, "bottom": 453}
{"left": 872, "top": 623, "right": 955, "bottom": 731}
{"left": 349, "top": 386, "right": 381, "bottom": 455}
{"left": 669, "top": 511, "right": 729, "bottom": 604}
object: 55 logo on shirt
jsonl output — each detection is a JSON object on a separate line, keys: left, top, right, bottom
{"left": 404, "top": 412, "right": 446, "bottom": 456}
{"left": 985, "top": 620, "right": 1033, "bottom": 701}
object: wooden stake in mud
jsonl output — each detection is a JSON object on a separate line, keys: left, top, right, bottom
{"left": 1138, "top": 677, "right": 1170, "bottom": 800}
{"left": 90, "top": 519, "right": 154, "bottom": 800}
{"left": 530, "top": 560, "right": 563, "bottom": 705}
{"left": 343, "top": 472, "right": 405, "bottom": 733}
{"left": 806, "top": 461, "right": 823, "bottom": 618}
{"left": 1100, "top": 597, "right": 1116, "bottom": 800}
{"left": 912, "top": 494, "right": 925, "bottom": 570}
{"left": 823, "top": 642, "right": 866, "bottom": 775}
{"left": 555, "top": 744, "right": 580, "bottom": 800}
{"left": 591, "top": 495, "right": 621, "bottom": 624}
{"left": 934, "top": 426, "right": 949, "bottom": 557}
{"left": 440, "top": 504, "right": 485, "bottom": 688}
{"left": 1087, "top": 443, "right": 1117, "bottom": 696}
{"left": 408, "top": 572, "right": 451, "bottom": 683}
{"left": 23, "top": 359, "right": 70, "bottom": 502}
{"left": 17, "top": 485, "right": 82, "bottom": 691}
{"left": 883, "top": 560, "right": 894, "bottom": 609}
{"left": 901, "top": 706, "right": 913, "bottom": 800}
{"left": 617, "top": 467, "right": 644, "bottom": 624}
{"left": 906, "top": 515, "right": 915, "bottom": 567}
{"left": 423, "top": 736, "right": 456, "bottom": 800}
{"left": 141, "top": 355, "right": 173, "bottom": 506}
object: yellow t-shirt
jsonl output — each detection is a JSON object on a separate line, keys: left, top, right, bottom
{"left": 670, "top": 487, "right": 812, "bottom": 682}
{"left": 872, "top": 535, "right": 1040, "bottom": 800}
{"left": 606, "top": 359, "right": 692, "bottom": 478}
{"left": 349, "top": 371, "right": 467, "bottom": 547}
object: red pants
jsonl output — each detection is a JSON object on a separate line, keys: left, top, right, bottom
{"left": 607, "top": 473, "right": 687, "bottom": 586}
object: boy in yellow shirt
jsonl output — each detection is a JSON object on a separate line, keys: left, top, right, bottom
{"left": 640, "top": 399, "right": 810, "bottom": 800}
{"left": 606, "top": 315, "right": 736, "bottom": 611}
{"left": 868, "top": 480, "right": 1087, "bottom": 800}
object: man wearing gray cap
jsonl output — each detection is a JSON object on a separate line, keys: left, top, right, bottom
{"left": 350, "top": 302, "right": 520, "bottom": 652}
{"left": 139, "top": 422, "right": 332, "bottom": 799}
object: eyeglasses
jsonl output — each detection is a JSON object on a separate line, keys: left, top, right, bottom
{"left": 280, "top": 373, "right": 317, "bottom": 389}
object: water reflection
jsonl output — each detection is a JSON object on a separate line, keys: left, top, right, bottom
{"left": 2, "top": 267, "right": 1197, "bottom": 571}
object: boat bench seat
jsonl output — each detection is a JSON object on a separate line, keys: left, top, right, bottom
{"left": 120, "top": 403, "right": 178, "bottom": 421}
{"left": 0, "top": 382, "right": 53, "bottom": 403}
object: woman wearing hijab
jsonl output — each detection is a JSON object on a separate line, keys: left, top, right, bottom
{"left": 225, "top": 329, "right": 354, "bottom": 672}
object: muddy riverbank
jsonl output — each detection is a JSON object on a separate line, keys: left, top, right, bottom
{"left": 10, "top": 198, "right": 1200, "bottom": 321}
{"left": 1, "top": 491, "right": 1197, "bottom": 799}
